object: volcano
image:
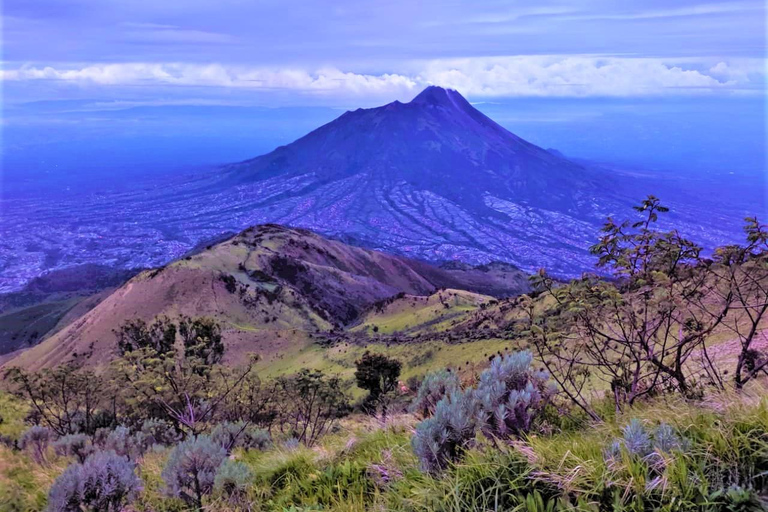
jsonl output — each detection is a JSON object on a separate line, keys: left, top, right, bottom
{"left": 231, "top": 86, "right": 607, "bottom": 213}
{"left": 219, "top": 86, "right": 617, "bottom": 274}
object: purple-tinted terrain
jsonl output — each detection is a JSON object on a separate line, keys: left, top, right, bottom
{"left": 0, "top": 87, "right": 758, "bottom": 292}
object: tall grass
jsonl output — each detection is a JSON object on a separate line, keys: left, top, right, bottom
{"left": 1, "top": 393, "right": 767, "bottom": 511}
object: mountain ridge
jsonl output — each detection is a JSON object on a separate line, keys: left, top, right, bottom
{"left": 2, "top": 223, "right": 529, "bottom": 371}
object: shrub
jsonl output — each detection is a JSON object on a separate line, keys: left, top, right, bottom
{"left": 53, "top": 434, "right": 93, "bottom": 463}
{"left": 412, "top": 351, "right": 553, "bottom": 473}
{"left": 212, "top": 421, "right": 272, "bottom": 454}
{"left": 411, "top": 388, "right": 480, "bottom": 473}
{"left": 606, "top": 420, "right": 688, "bottom": 461}
{"left": 474, "top": 351, "right": 553, "bottom": 440}
{"left": 708, "top": 485, "right": 767, "bottom": 512}
{"left": 605, "top": 419, "right": 691, "bottom": 481}
{"left": 96, "top": 426, "right": 143, "bottom": 460}
{"left": 20, "top": 425, "right": 53, "bottom": 463}
{"left": 213, "top": 459, "right": 252, "bottom": 498}
{"left": 273, "top": 369, "right": 350, "bottom": 446}
{"left": 409, "top": 369, "right": 461, "bottom": 417}
{"left": 46, "top": 450, "right": 141, "bottom": 512}
{"left": 240, "top": 426, "right": 271, "bottom": 451}
{"left": 162, "top": 435, "right": 226, "bottom": 510}
{"left": 138, "top": 418, "right": 181, "bottom": 449}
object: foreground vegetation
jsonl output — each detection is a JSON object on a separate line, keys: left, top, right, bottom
{"left": 1, "top": 197, "right": 767, "bottom": 511}
{"left": 1, "top": 390, "right": 767, "bottom": 511}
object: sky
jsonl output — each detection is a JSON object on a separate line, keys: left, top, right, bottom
{"left": 1, "top": 0, "right": 766, "bottom": 190}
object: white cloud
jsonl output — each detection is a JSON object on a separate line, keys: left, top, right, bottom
{"left": 1, "top": 56, "right": 761, "bottom": 98}
{"left": 418, "top": 56, "right": 747, "bottom": 97}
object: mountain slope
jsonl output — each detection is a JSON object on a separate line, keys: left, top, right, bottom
{"left": 217, "top": 86, "right": 620, "bottom": 275}
{"left": 231, "top": 86, "right": 605, "bottom": 213}
{"left": 3, "top": 224, "right": 529, "bottom": 371}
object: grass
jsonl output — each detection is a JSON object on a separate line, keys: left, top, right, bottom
{"left": 2, "top": 392, "right": 767, "bottom": 512}
{"left": 351, "top": 290, "right": 493, "bottom": 335}
{"left": 256, "top": 337, "right": 521, "bottom": 397}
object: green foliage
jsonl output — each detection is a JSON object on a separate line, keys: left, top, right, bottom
{"left": 708, "top": 486, "right": 767, "bottom": 512}
{"left": 114, "top": 316, "right": 177, "bottom": 356}
{"left": 46, "top": 450, "right": 141, "bottom": 512}
{"left": 178, "top": 316, "right": 224, "bottom": 367}
{"left": 354, "top": 351, "right": 402, "bottom": 416}
{"left": 272, "top": 369, "right": 351, "bottom": 446}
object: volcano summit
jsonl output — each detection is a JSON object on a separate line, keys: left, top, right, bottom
{"left": 221, "top": 86, "right": 620, "bottom": 274}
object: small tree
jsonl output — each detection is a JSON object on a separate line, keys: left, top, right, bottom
{"left": 114, "top": 316, "right": 176, "bottom": 356}
{"left": 47, "top": 451, "right": 142, "bottom": 512}
{"left": 178, "top": 316, "right": 224, "bottom": 367}
{"left": 5, "top": 365, "right": 110, "bottom": 435}
{"left": 272, "top": 369, "right": 350, "bottom": 446}
{"left": 114, "top": 344, "right": 257, "bottom": 435}
{"left": 354, "top": 351, "right": 402, "bottom": 418}
{"left": 527, "top": 196, "right": 734, "bottom": 417}
{"left": 162, "top": 436, "right": 226, "bottom": 511}
{"left": 709, "top": 217, "right": 768, "bottom": 389}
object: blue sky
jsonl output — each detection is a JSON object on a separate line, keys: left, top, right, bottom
{"left": 1, "top": 0, "right": 766, "bottom": 188}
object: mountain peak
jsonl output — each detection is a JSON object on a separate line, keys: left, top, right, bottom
{"left": 410, "top": 85, "right": 465, "bottom": 107}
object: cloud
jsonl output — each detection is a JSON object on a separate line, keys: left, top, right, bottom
{"left": 418, "top": 56, "right": 754, "bottom": 96}
{"left": 1, "top": 55, "right": 761, "bottom": 99}
{"left": 551, "top": 2, "right": 761, "bottom": 22}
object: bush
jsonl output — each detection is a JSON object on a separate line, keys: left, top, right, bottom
{"left": 273, "top": 369, "right": 350, "bottom": 446}
{"left": 409, "top": 369, "right": 461, "bottom": 417}
{"left": 20, "top": 425, "right": 53, "bottom": 463}
{"left": 211, "top": 421, "right": 271, "bottom": 454}
{"left": 213, "top": 459, "right": 252, "bottom": 498}
{"left": 474, "top": 351, "right": 553, "bottom": 440}
{"left": 412, "top": 351, "right": 553, "bottom": 473}
{"left": 95, "top": 426, "right": 143, "bottom": 460}
{"left": 53, "top": 434, "right": 93, "bottom": 464}
{"left": 240, "top": 426, "right": 271, "bottom": 451}
{"left": 606, "top": 419, "right": 688, "bottom": 461}
{"left": 138, "top": 418, "right": 181, "bottom": 449}
{"left": 411, "top": 388, "right": 480, "bottom": 473}
{"left": 46, "top": 450, "right": 141, "bottom": 512}
{"left": 162, "top": 435, "right": 226, "bottom": 509}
